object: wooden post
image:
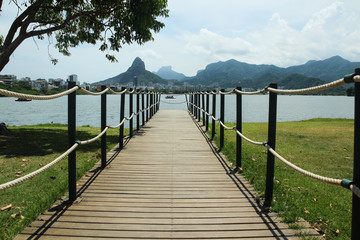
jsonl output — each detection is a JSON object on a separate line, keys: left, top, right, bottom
{"left": 197, "top": 94, "right": 201, "bottom": 122}
{"left": 136, "top": 90, "right": 140, "bottom": 131}
{"left": 206, "top": 91, "right": 209, "bottom": 131}
{"left": 211, "top": 91, "right": 216, "bottom": 140}
{"left": 264, "top": 83, "right": 278, "bottom": 208}
{"left": 219, "top": 89, "right": 225, "bottom": 150}
{"left": 146, "top": 92, "right": 149, "bottom": 122}
{"left": 101, "top": 85, "right": 107, "bottom": 168}
{"left": 202, "top": 93, "right": 205, "bottom": 126}
{"left": 129, "top": 88, "right": 133, "bottom": 137}
{"left": 141, "top": 90, "right": 145, "bottom": 126}
{"left": 119, "top": 87, "right": 125, "bottom": 150}
{"left": 67, "top": 81, "right": 77, "bottom": 201}
{"left": 352, "top": 76, "right": 360, "bottom": 240}
{"left": 236, "top": 86, "right": 242, "bottom": 170}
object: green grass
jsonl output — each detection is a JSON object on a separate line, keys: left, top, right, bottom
{"left": 0, "top": 124, "right": 124, "bottom": 240}
{"left": 209, "top": 118, "right": 353, "bottom": 239}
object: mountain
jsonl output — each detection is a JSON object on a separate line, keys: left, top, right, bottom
{"left": 94, "top": 57, "right": 168, "bottom": 86}
{"left": 153, "top": 66, "right": 186, "bottom": 80}
{"left": 184, "top": 56, "right": 358, "bottom": 91}
{"left": 285, "top": 56, "right": 360, "bottom": 82}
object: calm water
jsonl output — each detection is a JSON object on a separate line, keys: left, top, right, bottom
{"left": 0, "top": 94, "right": 354, "bottom": 127}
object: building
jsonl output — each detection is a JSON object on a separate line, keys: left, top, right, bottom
{"left": 0, "top": 75, "right": 17, "bottom": 86}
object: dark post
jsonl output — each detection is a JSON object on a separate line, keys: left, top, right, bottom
{"left": 211, "top": 91, "right": 216, "bottom": 140}
{"left": 206, "top": 91, "right": 209, "bottom": 131}
{"left": 150, "top": 93, "right": 153, "bottom": 119}
{"left": 142, "top": 91, "right": 145, "bottom": 125}
{"left": 101, "top": 85, "right": 107, "bottom": 168}
{"left": 194, "top": 93, "right": 197, "bottom": 118}
{"left": 352, "top": 74, "right": 360, "bottom": 239}
{"left": 67, "top": 81, "right": 77, "bottom": 201}
{"left": 119, "top": 87, "right": 125, "bottom": 150}
{"left": 264, "top": 83, "right": 278, "bottom": 208}
{"left": 236, "top": 87, "right": 242, "bottom": 170}
{"left": 129, "top": 88, "right": 133, "bottom": 137}
{"left": 197, "top": 93, "right": 201, "bottom": 122}
{"left": 146, "top": 92, "right": 149, "bottom": 121}
{"left": 220, "top": 89, "right": 225, "bottom": 150}
{"left": 202, "top": 93, "right": 205, "bottom": 126}
{"left": 136, "top": 90, "right": 140, "bottom": 131}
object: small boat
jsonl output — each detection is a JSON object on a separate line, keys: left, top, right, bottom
{"left": 165, "top": 95, "right": 175, "bottom": 99}
{"left": 15, "top": 98, "right": 32, "bottom": 102}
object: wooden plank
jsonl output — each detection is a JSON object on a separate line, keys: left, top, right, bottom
{"left": 14, "top": 110, "right": 311, "bottom": 239}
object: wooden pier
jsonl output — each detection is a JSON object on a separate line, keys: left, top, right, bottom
{"left": 15, "top": 110, "right": 316, "bottom": 239}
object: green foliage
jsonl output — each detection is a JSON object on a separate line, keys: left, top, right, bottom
{"left": 0, "top": 124, "right": 124, "bottom": 239}
{"left": 0, "top": 0, "right": 169, "bottom": 70}
{"left": 208, "top": 119, "right": 354, "bottom": 239}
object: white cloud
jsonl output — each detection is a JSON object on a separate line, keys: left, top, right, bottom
{"left": 1, "top": 0, "right": 360, "bottom": 81}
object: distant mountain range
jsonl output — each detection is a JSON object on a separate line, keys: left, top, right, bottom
{"left": 153, "top": 66, "right": 187, "bottom": 80}
{"left": 94, "top": 56, "right": 359, "bottom": 94}
{"left": 94, "top": 57, "right": 168, "bottom": 86}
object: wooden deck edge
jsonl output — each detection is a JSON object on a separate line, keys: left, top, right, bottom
{"left": 188, "top": 112, "right": 322, "bottom": 239}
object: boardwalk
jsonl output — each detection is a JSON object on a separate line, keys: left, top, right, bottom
{"left": 15, "top": 110, "right": 315, "bottom": 239}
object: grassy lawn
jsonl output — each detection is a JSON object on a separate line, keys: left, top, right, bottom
{"left": 0, "top": 124, "right": 123, "bottom": 239}
{"left": 209, "top": 118, "right": 354, "bottom": 239}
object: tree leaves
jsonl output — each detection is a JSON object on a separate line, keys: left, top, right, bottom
{"left": 0, "top": 0, "right": 169, "bottom": 70}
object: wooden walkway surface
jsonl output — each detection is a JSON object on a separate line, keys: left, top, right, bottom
{"left": 15, "top": 110, "right": 315, "bottom": 239}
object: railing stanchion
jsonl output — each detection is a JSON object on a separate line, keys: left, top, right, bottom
{"left": 146, "top": 92, "right": 149, "bottom": 122}
{"left": 141, "top": 90, "right": 145, "bottom": 126}
{"left": 194, "top": 93, "right": 197, "bottom": 119}
{"left": 136, "top": 90, "right": 140, "bottom": 131}
{"left": 101, "top": 85, "right": 107, "bottom": 168}
{"left": 150, "top": 93, "right": 153, "bottom": 119}
{"left": 191, "top": 93, "right": 194, "bottom": 115}
{"left": 67, "top": 81, "right": 77, "bottom": 201}
{"left": 264, "top": 83, "right": 278, "bottom": 208}
{"left": 197, "top": 93, "right": 201, "bottom": 122}
{"left": 119, "top": 87, "right": 125, "bottom": 150}
{"left": 352, "top": 74, "right": 360, "bottom": 240}
{"left": 211, "top": 91, "right": 216, "bottom": 140}
{"left": 220, "top": 89, "right": 225, "bottom": 150}
{"left": 236, "top": 86, "right": 242, "bottom": 170}
{"left": 202, "top": 93, "right": 205, "bottom": 126}
{"left": 206, "top": 91, "right": 209, "bottom": 131}
{"left": 129, "top": 88, "right": 133, "bottom": 137}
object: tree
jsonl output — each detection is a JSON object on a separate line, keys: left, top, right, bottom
{"left": 0, "top": 0, "right": 169, "bottom": 71}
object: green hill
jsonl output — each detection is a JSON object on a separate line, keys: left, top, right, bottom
{"left": 93, "top": 57, "right": 168, "bottom": 86}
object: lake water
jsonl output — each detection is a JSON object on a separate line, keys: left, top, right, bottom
{"left": 0, "top": 94, "right": 354, "bottom": 127}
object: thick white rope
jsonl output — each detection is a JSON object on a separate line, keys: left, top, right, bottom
{"left": 234, "top": 128, "right": 264, "bottom": 146}
{"left": 267, "top": 78, "right": 346, "bottom": 95}
{"left": 161, "top": 100, "right": 187, "bottom": 104}
{"left": 350, "top": 184, "right": 360, "bottom": 198}
{"left": 266, "top": 144, "right": 342, "bottom": 185}
{"left": 0, "top": 86, "right": 79, "bottom": 100}
{"left": 219, "top": 89, "right": 235, "bottom": 95}
{"left": 0, "top": 143, "right": 79, "bottom": 191}
{"left": 108, "top": 88, "right": 127, "bottom": 95}
{"left": 79, "top": 127, "right": 109, "bottom": 145}
{"left": 234, "top": 88, "right": 268, "bottom": 95}
{"left": 79, "top": 87, "right": 109, "bottom": 95}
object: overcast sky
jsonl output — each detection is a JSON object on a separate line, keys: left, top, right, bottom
{"left": 1, "top": 0, "right": 360, "bottom": 83}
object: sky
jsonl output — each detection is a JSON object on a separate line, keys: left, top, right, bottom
{"left": 1, "top": 0, "right": 360, "bottom": 83}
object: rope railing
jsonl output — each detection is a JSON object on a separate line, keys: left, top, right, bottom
{"left": 187, "top": 92, "right": 360, "bottom": 195}
{"left": 190, "top": 74, "right": 360, "bottom": 97}
{"left": 79, "top": 87, "right": 109, "bottom": 95}
{"left": 0, "top": 143, "right": 79, "bottom": 191}
{"left": 187, "top": 69, "right": 360, "bottom": 239}
{"left": 0, "top": 86, "right": 161, "bottom": 197}
{"left": 0, "top": 86, "right": 79, "bottom": 100}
